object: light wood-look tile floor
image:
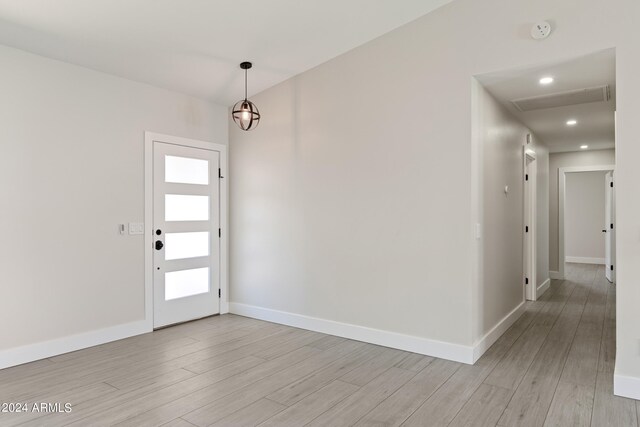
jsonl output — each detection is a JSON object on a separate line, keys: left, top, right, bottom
{"left": 0, "top": 263, "right": 637, "bottom": 426}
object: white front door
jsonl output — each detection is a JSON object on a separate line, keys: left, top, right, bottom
{"left": 153, "top": 141, "right": 220, "bottom": 328}
{"left": 605, "top": 171, "right": 615, "bottom": 283}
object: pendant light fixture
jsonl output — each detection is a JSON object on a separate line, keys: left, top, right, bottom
{"left": 232, "top": 61, "right": 261, "bottom": 131}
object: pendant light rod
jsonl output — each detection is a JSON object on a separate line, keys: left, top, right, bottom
{"left": 240, "top": 61, "right": 252, "bottom": 101}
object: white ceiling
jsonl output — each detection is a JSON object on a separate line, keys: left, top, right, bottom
{"left": 477, "top": 49, "right": 616, "bottom": 153}
{"left": 0, "top": 0, "right": 451, "bottom": 106}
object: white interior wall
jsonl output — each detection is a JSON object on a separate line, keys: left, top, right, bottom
{"left": 0, "top": 45, "right": 227, "bottom": 354}
{"left": 565, "top": 171, "right": 607, "bottom": 263}
{"left": 474, "top": 82, "right": 549, "bottom": 339}
{"left": 230, "top": 55, "right": 475, "bottom": 351}
{"left": 548, "top": 149, "right": 615, "bottom": 272}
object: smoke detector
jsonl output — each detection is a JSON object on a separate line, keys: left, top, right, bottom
{"left": 531, "top": 21, "right": 552, "bottom": 40}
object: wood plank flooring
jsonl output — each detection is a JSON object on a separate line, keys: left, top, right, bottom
{"left": 0, "top": 264, "right": 637, "bottom": 426}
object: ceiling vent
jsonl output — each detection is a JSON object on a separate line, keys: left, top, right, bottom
{"left": 511, "top": 85, "right": 611, "bottom": 112}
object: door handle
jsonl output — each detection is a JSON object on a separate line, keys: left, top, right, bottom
{"left": 155, "top": 240, "right": 164, "bottom": 250}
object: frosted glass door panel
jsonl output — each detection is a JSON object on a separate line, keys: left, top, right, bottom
{"left": 165, "top": 267, "right": 210, "bottom": 300}
{"left": 165, "top": 195, "right": 209, "bottom": 221}
{"left": 165, "top": 232, "right": 209, "bottom": 260}
{"left": 165, "top": 155, "right": 209, "bottom": 185}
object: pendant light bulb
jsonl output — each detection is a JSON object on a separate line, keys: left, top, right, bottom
{"left": 232, "top": 62, "right": 261, "bottom": 131}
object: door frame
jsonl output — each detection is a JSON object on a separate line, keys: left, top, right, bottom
{"left": 558, "top": 164, "right": 614, "bottom": 280}
{"left": 524, "top": 149, "right": 537, "bottom": 300}
{"left": 144, "top": 132, "right": 228, "bottom": 330}
{"left": 605, "top": 171, "right": 616, "bottom": 283}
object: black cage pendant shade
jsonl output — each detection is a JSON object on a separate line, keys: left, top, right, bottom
{"left": 232, "top": 62, "right": 261, "bottom": 131}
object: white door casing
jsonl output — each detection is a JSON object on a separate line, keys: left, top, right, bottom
{"left": 605, "top": 171, "right": 616, "bottom": 283}
{"left": 144, "top": 132, "right": 228, "bottom": 329}
{"left": 524, "top": 149, "right": 537, "bottom": 301}
{"left": 558, "top": 165, "right": 615, "bottom": 281}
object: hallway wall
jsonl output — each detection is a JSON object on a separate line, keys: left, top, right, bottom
{"left": 548, "top": 149, "right": 615, "bottom": 273}
{"left": 473, "top": 81, "right": 549, "bottom": 340}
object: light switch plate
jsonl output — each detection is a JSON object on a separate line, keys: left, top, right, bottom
{"left": 129, "top": 222, "right": 144, "bottom": 235}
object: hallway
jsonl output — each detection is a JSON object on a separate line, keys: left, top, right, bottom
{"left": 484, "top": 263, "right": 632, "bottom": 426}
{"left": 0, "top": 264, "right": 636, "bottom": 426}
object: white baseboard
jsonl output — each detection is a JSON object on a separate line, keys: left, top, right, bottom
{"left": 471, "top": 301, "right": 526, "bottom": 363}
{"left": 0, "top": 320, "right": 151, "bottom": 370}
{"left": 537, "top": 278, "right": 551, "bottom": 298}
{"left": 229, "top": 302, "right": 474, "bottom": 364}
{"left": 549, "top": 271, "right": 564, "bottom": 280}
{"left": 565, "top": 256, "right": 605, "bottom": 265}
{"left": 614, "top": 371, "right": 640, "bottom": 400}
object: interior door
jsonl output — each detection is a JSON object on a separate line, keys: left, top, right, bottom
{"left": 153, "top": 141, "right": 220, "bottom": 328}
{"left": 605, "top": 171, "right": 615, "bottom": 283}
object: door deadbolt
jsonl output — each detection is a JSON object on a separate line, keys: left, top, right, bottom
{"left": 155, "top": 240, "right": 164, "bottom": 250}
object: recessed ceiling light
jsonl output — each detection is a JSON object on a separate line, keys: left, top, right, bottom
{"left": 580, "top": 145, "right": 588, "bottom": 149}
{"left": 566, "top": 119, "right": 577, "bottom": 126}
{"left": 539, "top": 76, "right": 554, "bottom": 85}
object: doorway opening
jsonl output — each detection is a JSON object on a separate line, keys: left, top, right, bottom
{"left": 559, "top": 166, "right": 615, "bottom": 282}
{"left": 475, "top": 47, "right": 616, "bottom": 300}
{"left": 472, "top": 48, "right": 616, "bottom": 354}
